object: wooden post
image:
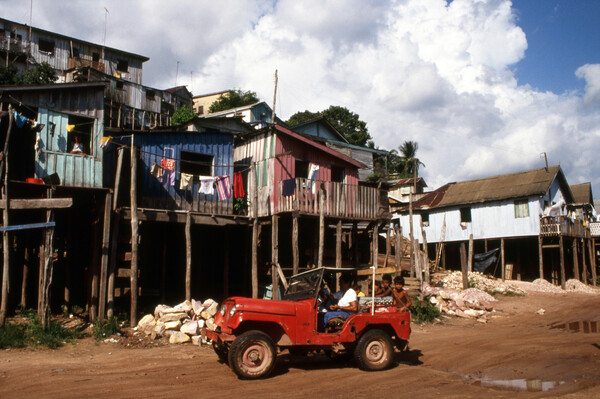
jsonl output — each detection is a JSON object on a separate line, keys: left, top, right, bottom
{"left": 318, "top": 187, "right": 324, "bottom": 268}
{"left": 572, "top": 238, "right": 580, "bottom": 282}
{"left": 106, "top": 212, "right": 120, "bottom": 318}
{"left": 292, "top": 214, "right": 299, "bottom": 275}
{"left": 336, "top": 219, "right": 342, "bottom": 270}
{"left": 385, "top": 227, "right": 391, "bottom": 267}
{"left": 467, "top": 234, "right": 473, "bottom": 273}
{"left": 589, "top": 239, "right": 597, "bottom": 286}
{"left": 160, "top": 230, "right": 167, "bottom": 303}
{"left": 559, "top": 234, "right": 565, "bottom": 289}
{"left": 394, "top": 226, "right": 401, "bottom": 276}
{"left": 20, "top": 247, "right": 29, "bottom": 308}
{"left": 484, "top": 239, "right": 488, "bottom": 252}
{"left": 501, "top": 238, "right": 505, "bottom": 281}
{"left": 352, "top": 222, "right": 359, "bottom": 267}
{"left": 251, "top": 164, "right": 258, "bottom": 298}
{"left": 0, "top": 106, "right": 13, "bottom": 325}
{"left": 271, "top": 214, "right": 279, "bottom": 300}
{"left": 90, "top": 216, "right": 100, "bottom": 322}
{"left": 373, "top": 222, "right": 379, "bottom": 269}
{"left": 224, "top": 229, "right": 230, "bottom": 298}
{"left": 185, "top": 212, "right": 192, "bottom": 301}
{"left": 130, "top": 144, "right": 139, "bottom": 327}
{"left": 581, "top": 238, "right": 588, "bottom": 283}
{"left": 460, "top": 242, "right": 468, "bottom": 289}
{"left": 538, "top": 236, "right": 544, "bottom": 280}
{"left": 421, "top": 219, "right": 430, "bottom": 283}
{"left": 409, "top": 191, "right": 414, "bottom": 277}
{"left": 113, "top": 147, "right": 124, "bottom": 210}
{"left": 98, "top": 192, "right": 112, "bottom": 322}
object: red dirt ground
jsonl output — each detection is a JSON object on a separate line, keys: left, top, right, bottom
{"left": 1, "top": 291, "right": 600, "bottom": 398}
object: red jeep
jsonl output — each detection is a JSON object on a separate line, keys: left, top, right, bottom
{"left": 202, "top": 267, "right": 411, "bottom": 379}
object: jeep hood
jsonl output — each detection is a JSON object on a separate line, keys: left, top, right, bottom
{"left": 226, "top": 297, "right": 298, "bottom": 316}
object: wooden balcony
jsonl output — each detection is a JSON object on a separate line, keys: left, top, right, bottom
{"left": 540, "top": 216, "right": 590, "bottom": 238}
{"left": 69, "top": 57, "right": 105, "bottom": 74}
{"left": 276, "top": 178, "right": 384, "bottom": 220}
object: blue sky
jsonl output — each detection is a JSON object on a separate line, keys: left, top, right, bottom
{"left": 511, "top": 0, "right": 600, "bottom": 94}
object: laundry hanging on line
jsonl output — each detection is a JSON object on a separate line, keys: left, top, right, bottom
{"left": 215, "top": 175, "right": 232, "bottom": 201}
{"left": 234, "top": 172, "right": 245, "bottom": 198}
{"left": 179, "top": 172, "right": 193, "bottom": 190}
{"left": 198, "top": 176, "right": 215, "bottom": 195}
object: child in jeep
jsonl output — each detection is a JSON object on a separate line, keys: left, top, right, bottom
{"left": 392, "top": 276, "right": 412, "bottom": 312}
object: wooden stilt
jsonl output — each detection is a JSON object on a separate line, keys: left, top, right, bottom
{"left": 467, "top": 234, "right": 473, "bottom": 273}
{"left": 292, "top": 213, "right": 299, "bottom": 275}
{"left": 160, "top": 229, "right": 167, "bottom": 303}
{"left": 592, "top": 238, "right": 597, "bottom": 287}
{"left": 336, "top": 220, "right": 342, "bottom": 271}
{"left": 106, "top": 212, "right": 120, "bottom": 318}
{"left": 271, "top": 214, "right": 279, "bottom": 300}
{"left": 113, "top": 147, "right": 124, "bottom": 210}
{"left": 501, "top": 238, "right": 505, "bottom": 281}
{"left": 224, "top": 229, "right": 230, "bottom": 298}
{"left": 252, "top": 218, "right": 258, "bottom": 298}
{"left": 0, "top": 106, "right": 13, "bottom": 325}
{"left": 20, "top": 246, "right": 29, "bottom": 308}
{"left": 130, "top": 144, "right": 139, "bottom": 327}
{"left": 581, "top": 238, "right": 588, "bottom": 283}
{"left": 40, "top": 188, "right": 55, "bottom": 327}
{"left": 372, "top": 223, "right": 379, "bottom": 269}
{"left": 98, "top": 192, "right": 112, "bottom": 322}
{"left": 589, "top": 239, "right": 596, "bottom": 286}
{"left": 318, "top": 188, "right": 324, "bottom": 268}
{"left": 484, "top": 239, "right": 488, "bottom": 252}
{"left": 421, "top": 219, "right": 430, "bottom": 283}
{"left": 559, "top": 234, "right": 566, "bottom": 289}
{"left": 352, "top": 222, "right": 359, "bottom": 267}
{"left": 385, "top": 227, "right": 391, "bottom": 267}
{"left": 538, "top": 235, "right": 544, "bottom": 280}
{"left": 90, "top": 213, "right": 100, "bottom": 322}
{"left": 185, "top": 212, "right": 192, "bottom": 301}
{"left": 394, "top": 226, "right": 401, "bottom": 276}
{"left": 460, "top": 242, "right": 468, "bottom": 289}
{"left": 572, "top": 238, "right": 580, "bottom": 282}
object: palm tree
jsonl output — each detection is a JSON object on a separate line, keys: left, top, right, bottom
{"left": 398, "top": 140, "right": 425, "bottom": 177}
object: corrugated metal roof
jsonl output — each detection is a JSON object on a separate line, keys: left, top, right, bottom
{"left": 388, "top": 177, "right": 427, "bottom": 187}
{"left": 400, "top": 166, "right": 573, "bottom": 211}
{"left": 570, "top": 182, "right": 593, "bottom": 205}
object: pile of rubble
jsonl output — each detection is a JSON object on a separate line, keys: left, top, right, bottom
{"left": 439, "top": 271, "right": 528, "bottom": 295}
{"left": 422, "top": 282, "right": 497, "bottom": 321}
{"left": 136, "top": 298, "right": 219, "bottom": 345}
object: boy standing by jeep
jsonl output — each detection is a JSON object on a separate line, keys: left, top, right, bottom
{"left": 392, "top": 276, "right": 412, "bottom": 312}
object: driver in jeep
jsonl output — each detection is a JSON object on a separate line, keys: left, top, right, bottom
{"left": 323, "top": 273, "right": 358, "bottom": 327}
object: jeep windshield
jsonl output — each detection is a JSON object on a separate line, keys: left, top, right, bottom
{"left": 282, "top": 268, "right": 323, "bottom": 301}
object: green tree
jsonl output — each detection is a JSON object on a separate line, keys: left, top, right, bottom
{"left": 171, "top": 104, "right": 196, "bottom": 126}
{"left": 286, "top": 105, "right": 372, "bottom": 146}
{"left": 0, "top": 65, "right": 20, "bottom": 85}
{"left": 398, "top": 140, "right": 425, "bottom": 177}
{"left": 21, "top": 62, "right": 57, "bottom": 85}
{"left": 208, "top": 89, "right": 259, "bottom": 113}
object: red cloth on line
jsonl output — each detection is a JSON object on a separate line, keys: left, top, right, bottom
{"left": 234, "top": 172, "right": 245, "bottom": 198}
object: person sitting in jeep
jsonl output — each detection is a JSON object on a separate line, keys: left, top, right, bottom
{"left": 323, "top": 273, "right": 358, "bottom": 327}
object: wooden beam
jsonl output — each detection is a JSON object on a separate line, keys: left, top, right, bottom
{"left": 538, "top": 235, "right": 544, "bottom": 279}
{"left": 276, "top": 263, "right": 288, "bottom": 290}
{"left": 130, "top": 144, "right": 139, "bottom": 327}
{"left": 372, "top": 223, "right": 379, "bottom": 269}
{"left": 336, "top": 220, "right": 342, "bottom": 270}
{"left": 572, "top": 238, "right": 580, "bottom": 282}
{"left": 113, "top": 147, "right": 124, "bottom": 210}
{"left": 252, "top": 218, "right": 258, "bottom": 298}
{"left": 0, "top": 198, "right": 73, "bottom": 209}
{"left": 0, "top": 107, "right": 12, "bottom": 325}
{"left": 394, "top": 226, "right": 401, "bottom": 276}
{"left": 271, "top": 214, "right": 279, "bottom": 300}
{"left": 106, "top": 212, "right": 120, "bottom": 318}
{"left": 589, "top": 239, "right": 596, "bottom": 286}
{"left": 185, "top": 212, "right": 192, "bottom": 301}
{"left": 581, "top": 238, "right": 588, "bottom": 283}
{"left": 592, "top": 238, "right": 597, "bottom": 287}
{"left": 467, "top": 234, "right": 473, "bottom": 273}
{"left": 119, "top": 208, "right": 248, "bottom": 226}
{"left": 460, "top": 242, "right": 468, "bottom": 289}
{"left": 421, "top": 219, "right": 430, "bottom": 283}
{"left": 292, "top": 214, "right": 299, "bottom": 275}
{"left": 20, "top": 247, "right": 29, "bottom": 308}
{"left": 98, "top": 192, "right": 112, "bottom": 322}
{"left": 501, "top": 238, "right": 505, "bottom": 281}
{"left": 559, "top": 235, "right": 565, "bottom": 289}
{"left": 318, "top": 188, "right": 324, "bottom": 268}
{"left": 352, "top": 222, "right": 359, "bottom": 267}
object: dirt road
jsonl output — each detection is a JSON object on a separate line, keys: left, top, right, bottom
{"left": 1, "top": 291, "right": 600, "bottom": 398}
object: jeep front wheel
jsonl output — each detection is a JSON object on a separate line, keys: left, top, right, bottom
{"left": 228, "top": 331, "right": 276, "bottom": 379}
{"left": 354, "top": 329, "right": 394, "bottom": 371}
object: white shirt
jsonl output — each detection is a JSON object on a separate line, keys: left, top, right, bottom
{"left": 338, "top": 288, "right": 357, "bottom": 308}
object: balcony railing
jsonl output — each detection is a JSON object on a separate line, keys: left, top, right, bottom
{"left": 276, "top": 178, "right": 383, "bottom": 219}
{"left": 540, "top": 216, "right": 590, "bottom": 238}
{"left": 589, "top": 222, "right": 600, "bottom": 237}
{"left": 68, "top": 57, "right": 105, "bottom": 74}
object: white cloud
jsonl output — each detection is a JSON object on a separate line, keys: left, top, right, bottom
{"left": 3, "top": 0, "right": 599, "bottom": 191}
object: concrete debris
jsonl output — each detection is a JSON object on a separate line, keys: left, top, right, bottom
{"left": 509, "top": 278, "right": 600, "bottom": 294}
{"left": 169, "top": 331, "right": 191, "bottom": 344}
{"left": 138, "top": 298, "right": 219, "bottom": 344}
{"left": 536, "top": 308, "right": 546, "bottom": 315}
{"left": 440, "top": 271, "right": 527, "bottom": 295}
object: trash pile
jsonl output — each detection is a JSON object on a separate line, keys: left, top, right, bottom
{"left": 438, "top": 271, "right": 527, "bottom": 295}
{"left": 136, "top": 298, "right": 219, "bottom": 345}
{"left": 422, "top": 282, "right": 497, "bottom": 321}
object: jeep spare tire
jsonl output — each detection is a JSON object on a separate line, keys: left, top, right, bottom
{"left": 228, "top": 330, "right": 277, "bottom": 379}
{"left": 354, "top": 329, "right": 394, "bottom": 371}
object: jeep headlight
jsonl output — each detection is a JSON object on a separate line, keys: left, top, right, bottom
{"left": 229, "top": 305, "right": 237, "bottom": 317}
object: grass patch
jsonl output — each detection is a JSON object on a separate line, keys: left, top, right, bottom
{"left": 0, "top": 309, "right": 81, "bottom": 349}
{"left": 409, "top": 296, "right": 441, "bottom": 324}
{"left": 93, "top": 316, "right": 121, "bottom": 341}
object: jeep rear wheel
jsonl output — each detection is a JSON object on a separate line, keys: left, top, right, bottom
{"left": 354, "top": 329, "right": 394, "bottom": 371}
{"left": 228, "top": 331, "right": 276, "bottom": 379}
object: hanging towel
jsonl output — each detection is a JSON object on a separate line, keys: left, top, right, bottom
{"left": 198, "top": 176, "right": 215, "bottom": 195}
{"left": 307, "top": 164, "right": 320, "bottom": 193}
{"left": 14, "top": 112, "right": 27, "bottom": 128}
{"left": 161, "top": 169, "right": 175, "bottom": 187}
{"left": 234, "top": 172, "right": 245, "bottom": 198}
{"left": 66, "top": 124, "right": 75, "bottom": 133}
{"left": 99, "top": 136, "right": 113, "bottom": 149}
{"left": 215, "top": 175, "right": 232, "bottom": 201}
{"left": 150, "top": 162, "right": 163, "bottom": 178}
{"left": 180, "top": 172, "right": 193, "bottom": 190}
{"left": 282, "top": 178, "right": 296, "bottom": 196}
{"left": 161, "top": 158, "right": 175, "bottom": 171}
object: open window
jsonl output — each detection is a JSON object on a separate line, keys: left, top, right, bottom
{"left": 180, "top": 151, "right": 213, "bottom": 176}
{"left": 116, "top": 59, "right": 129, "bottom": 73}
{"left": 39, "top": 38, "right": 55, "bottom": 54}
{"left": 295, "top": 160, "right": 309, "bottom": 179}
{"left": 331, "top": 165, "right": 345, "bottom": 183}
{"left": 67, "top": 114, "right": 94, "bottom": 156}
{"left": 421, "top": 212, "right": 429, "bottom": 227}
{"left": 514, "top": 199, "right": 530, "bottom": 218}
{"left": 460, "top": 207, "right": 472, "bottom": 223}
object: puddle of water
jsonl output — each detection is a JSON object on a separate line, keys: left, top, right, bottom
{"left": 551, "top": 320, "right": 599, "bottom": 333}
{"left": 479, "top": 378, "right": 563, "bottom": 392}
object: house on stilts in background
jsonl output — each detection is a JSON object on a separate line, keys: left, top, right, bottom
{"left": 393, "top": 165, "right": 598, "bottom": 288}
